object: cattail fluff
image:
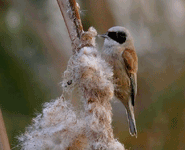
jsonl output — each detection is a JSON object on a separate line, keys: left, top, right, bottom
{"left": 18, "top": 27, "right": 125, "bottom": 150}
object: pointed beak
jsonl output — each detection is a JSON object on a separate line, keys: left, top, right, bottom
{"left": 99, "top": 33, "right": 108, "bottom": 38}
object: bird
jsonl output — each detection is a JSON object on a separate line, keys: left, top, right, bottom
{"left": 100, "top": 26, "right": 138, "bottom": 137}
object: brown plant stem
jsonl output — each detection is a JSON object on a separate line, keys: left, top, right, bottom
{"left": 0, "top": 109, "right": 10, "bottom": 150}
{"left": 57, "top": 0, "right": 83, "bottom": 50}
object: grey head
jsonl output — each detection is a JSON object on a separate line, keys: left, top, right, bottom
{"left": 100, "top": 26, "right": 134, "bottom": 49}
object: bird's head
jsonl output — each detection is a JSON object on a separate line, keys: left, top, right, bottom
{"left": 100, "top": 26, "right": 134, "bottom": 50}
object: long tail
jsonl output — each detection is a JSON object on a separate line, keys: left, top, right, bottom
{"left": 126, "top": 99, "right": 137, "bottom": 137}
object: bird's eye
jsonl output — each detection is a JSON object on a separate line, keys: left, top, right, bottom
{"left": 108, "top": 31, "right": 127, "bottom": 44}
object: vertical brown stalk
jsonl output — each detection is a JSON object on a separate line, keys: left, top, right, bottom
{"left": 56, "top": 0, "right": 84, "bottom": 51}
{"left": 0, "top": 109, "right": 10, "bottom": 150}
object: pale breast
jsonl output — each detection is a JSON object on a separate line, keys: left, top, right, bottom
{"left": 102, "top": 48, "right": 131, "bottom": 104}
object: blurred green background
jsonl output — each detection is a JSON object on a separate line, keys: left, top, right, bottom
{"left": 1, "top": 0, "right": 185, "bottom": 149}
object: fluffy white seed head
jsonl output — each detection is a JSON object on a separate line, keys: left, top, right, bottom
{"left": 18, "top": 27, "right": 125, "bottom": 150}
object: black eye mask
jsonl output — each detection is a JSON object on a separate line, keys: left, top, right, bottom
{"left": 108, "top": 31, "right": 127, "bottom": 44}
